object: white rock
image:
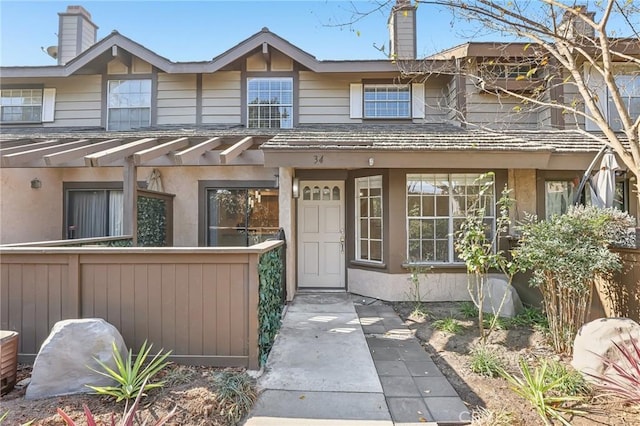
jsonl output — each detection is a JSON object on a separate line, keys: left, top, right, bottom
{"left": 480, "top": 277, "right": 524, "bottom": 318}
{"left": 25, "top": 318, "right": 127, "bottom": 400}
{"left": 571, "top": 317, "right": 640, "bottom": 382}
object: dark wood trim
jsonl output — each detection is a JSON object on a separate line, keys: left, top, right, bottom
{"left": 195, "top": 73, "right": 203, "bottom": 126}
{"left": 198, "top": 179, "right": 278, "bottom": 247}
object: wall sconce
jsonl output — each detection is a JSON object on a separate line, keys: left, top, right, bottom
{"left": 292, "top": 177, "right": 300, "bottom": 198}
{"left": 274, "top": 173, "right": 279, "bottom": 188}
{"left": 30, "top": 178, "right": 42, "bottom": 189}
{"left": 368, "top": 157, "right": 375, "bottom": 167}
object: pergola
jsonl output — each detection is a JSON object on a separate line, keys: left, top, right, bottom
{"left": 0, "top": 129, "right": 275, "bottom": 244}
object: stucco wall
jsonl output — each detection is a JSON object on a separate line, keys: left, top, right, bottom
{"left": 0, "top": 168, "right": 63, "bottom": 244}
{"left": 0, "top": 165, "right": 278, "bottom": 246}
{"left": 348, "top": 268, "right": 481, "bottom": 302}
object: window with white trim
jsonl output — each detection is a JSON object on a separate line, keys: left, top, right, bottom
{"left": 364, "top": 84, "right": 410, "bottom": 118}
{"left": 608, "top": 74, "right": 640, "bottom": 131}
{"left": 107, "top": 79, "right": 151, "bottom": 131}
{"left": 247, "top": 77, "right": 293, "bottom": 128}
{"left": 407, "top": 173, "right": 495, "bottom": 263}
{"left": 1, "top": 88, "right": 43, "bottom": 122}
{"left": 356, "top": 176, "right": 383, "bottom": 262}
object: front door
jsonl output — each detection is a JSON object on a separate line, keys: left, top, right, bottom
{"left": 297, "top": 180, "right": 345, "bottom": 289}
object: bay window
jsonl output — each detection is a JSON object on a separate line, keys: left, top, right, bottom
{"left": 356, "top": 176, "right": 383, "bottom": 262}
{"left": 407, "top": 173, "right": 495, "bottom": 263}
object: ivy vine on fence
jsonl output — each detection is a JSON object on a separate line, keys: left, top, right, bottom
{"left": 137, "top": 196, "right": 167, "bottom": 247}
{"left": 258, "top": 245, "right": 285, "bottom": 366}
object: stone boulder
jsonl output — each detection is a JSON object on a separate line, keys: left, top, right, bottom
{"left": 26, "top": 318, "right": 127, "bottom": 400}
{"left": 571, "top": 317, "right": 640, "bottom": 383}
{"left": 480, "top": 277, "right": 524, "bottom": 318}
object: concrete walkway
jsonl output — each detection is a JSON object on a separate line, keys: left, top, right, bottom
{"left": 243, "top": 293, "right": 470, "bottom": 425}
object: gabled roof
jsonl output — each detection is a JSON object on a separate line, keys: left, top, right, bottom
{"left": 0, "top": 28, "right": 443, "bottom": 78}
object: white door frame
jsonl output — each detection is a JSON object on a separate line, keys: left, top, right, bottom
{"left": 297, "top": 180, "right": 345, "bottom": 289}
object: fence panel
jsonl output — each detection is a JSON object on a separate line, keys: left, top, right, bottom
{"left": 0, "top": 241, "right": 283, "bottom": 369}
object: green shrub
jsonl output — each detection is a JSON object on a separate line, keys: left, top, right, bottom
{"left": 546, "top": 359, "right": 591, "bottom": 397}
{"left": 210, "top": 370, "right": 257, "bottom": 424}
{"left": 500, "top": 359, "right": 585, "bottom": 426}
{"left": 455, "top": 175, "right": 516, "bottom": 343}
{"left": 459, "top": 301, "right": 478, "bottom": 319}
{"left": 482, "top": 313, "right": 511, "bottom": 331}
{"left": 87, "top": 340, "right": 171, "bottom": 402}
{"left": 432, "top": 317, "right": 464, "bottom": 334}
{"left": 469, "top": 345, "right": 505, "bottom": 377}
{"left": 510, "top": 306, "right": 546, "bottom": 327}
{"left": 513, "top": 206, "right": 634, "bottom": 354}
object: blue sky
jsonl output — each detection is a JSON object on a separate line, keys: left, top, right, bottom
{"left": 0, "top": 1, "right": 636, "bottom": 66}
{"left": 0, "top": 0, "right": 500, "bottom": 66}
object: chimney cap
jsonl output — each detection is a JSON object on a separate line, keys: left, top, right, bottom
{"left": 59, "top": 5, "right": 95, "bottom": 23}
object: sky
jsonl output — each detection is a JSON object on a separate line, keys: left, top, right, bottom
{"left": 0, "top": 1, "right": 636, "bottom": 67}
{"left": 0, "top": 0, "right": 501, "bottom": 66}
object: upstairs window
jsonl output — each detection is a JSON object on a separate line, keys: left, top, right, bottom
{"left": 247, "top": 78, "right": 293, "bottom": 128}
{"left": 608, "top": 74, "right": 640, "bottom": 131}
{"left": 363, "top": 84, "right": 410, "bottom": 118}
{"left": 107, "top": 79, "right": 151, "bottom": 131}
{"left": 1, "top": 88, "right": 43, "bottom": 122}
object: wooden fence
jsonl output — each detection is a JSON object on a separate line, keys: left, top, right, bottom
{"left": 591, "top": 247, "right": 640, "bottom": 322}
{"left": 0, "top": 241, "right": 283, "bottom": 370}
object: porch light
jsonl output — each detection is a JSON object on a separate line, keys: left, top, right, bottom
{"left": 368, "top": 157, "right": 375, "bottom": 167}
{"left": 292, "top": 177, "right": 300, "bottom": 198}
{"left": 30, "top": 178, "right": 41, "bottom": 189}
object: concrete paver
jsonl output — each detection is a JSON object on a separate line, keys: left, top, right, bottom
{"left": 355, "top": 303, "right": 472, "bottom": 425}
{"left": 244, "top": 293, "right": 393, "bottom": 426}
{"left": 244, "top": 293, "right": 471, "bottom": 425}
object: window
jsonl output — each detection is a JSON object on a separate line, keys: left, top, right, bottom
{"left": 364, "top": 84, "right": 410, "bottom": 118}
{"left": 107, "top": 79, "right": 151, "bottom": 130}
{"left": 545, "top": 180, "right": 577, "bottom": 219}
{"left": 207, "top": 188, "right": 279, "bottom": 246}
{"left": 407, "top": 173, "right": 495, "bottom": 263}
{"left": 545, "top": 178, "right": 626, "bottom": 219}
{"left": 356, "top": 176, "right": 383, "bottom": 262}
{"left": 247, "top": 78, "right": 293, "bottom": 128}
{"left": 608, "top": 74, "right": 640, "bottom": 131}
{"left": 1, "top": 88, "right": 42, "bottom": 122}
{"left": 66, "top": 189, "right": 124, "bottom": 238}
{"left": 480, "top": 62, "right": 539, "bottom": 79}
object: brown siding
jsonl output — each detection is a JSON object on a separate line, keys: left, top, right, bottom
{"left": 0, "top": 242, "right": 281, "bottom": 369}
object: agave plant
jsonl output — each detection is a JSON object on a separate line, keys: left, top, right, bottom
{"left": 586, "top": 335, "right": 640, "bottom": 405}
{"left": 87, "top": 340, "right": 171, "bottom": 402}
{"left": 500, "top": 358, "right": 586, "bottom": 426}
{"left": 59, "top": 377, "right": 176, "bottom": 426}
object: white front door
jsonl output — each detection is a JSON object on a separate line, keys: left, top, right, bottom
{"left": 297, "top": 181, "right": 345, "bottom": 289}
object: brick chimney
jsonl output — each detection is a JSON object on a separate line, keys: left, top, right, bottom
{"left": 388, "top": 0, "right": 417, "bottom": 60}
{"left": 57, "top": 5, "right": 98, "bottom": 65}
